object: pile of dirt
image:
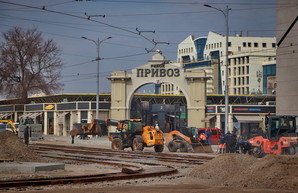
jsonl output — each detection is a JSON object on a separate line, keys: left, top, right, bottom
{"left": 0, "top": 131, "right": 47, "bottom": 162}
{"left": 189, "top": 153, "right": 298, "bottom": 190}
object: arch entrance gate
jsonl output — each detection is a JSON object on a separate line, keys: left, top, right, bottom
{"left": 108, "top": 51, "right": 209, "bottom": 129}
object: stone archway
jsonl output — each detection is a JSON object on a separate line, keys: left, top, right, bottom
{"left": 108, "top": 51, "right": 209, "bottom": 130}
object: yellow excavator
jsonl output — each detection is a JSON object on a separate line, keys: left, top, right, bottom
{"left": 0, "top": 120, "right": 18, "bottom": 134}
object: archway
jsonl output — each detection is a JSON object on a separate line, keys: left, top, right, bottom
{"left": 108, "top": 51, "right": 209, "bottom": 131}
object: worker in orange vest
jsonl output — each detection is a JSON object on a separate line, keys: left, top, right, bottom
{"left": 199, "top": 132, "right": 207, "bottom": 144}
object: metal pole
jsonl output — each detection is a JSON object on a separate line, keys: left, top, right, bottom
{"left": 96, "top": 38, "right": 100, "bottom": 120}
{"left": 204, "top": 4, "right": 230, "bottom": 133}
{"left": 81, "top": 36, "right": 112, "bottom": 120}
{"left": 224, "top": 6, "right": 229, "bottom": 134}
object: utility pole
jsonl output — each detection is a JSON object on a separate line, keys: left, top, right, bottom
{"left": 204, "top": 4, "right": 231, "bottom": 133}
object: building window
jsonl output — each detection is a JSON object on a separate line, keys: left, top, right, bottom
{"left": 238, "top": 77, "right": 241, "bottom": 85}
{"left": 234, "top": 78, "right": 237, "bottom": 85}
{"left": 217, "top": 43, "right": 219, "bottom": 48}
{"left": 234, "top": 67, "right": 236, "bottom": 75}
{"left": 242, "top": 77, "right": 245, "bottom": 85}
{"left": 242, "top": 66, "right": 245, "bottom": 74}
{"left": 272, "top": 43, "right": 276, "bottom": 47}
{"left": 248, "top": 42, "right": 251, "bottom": 47}
{"left": 247, "top": 56, "right": 249, "bottom": 63}
{"left": 246, "top": 87, "right": 249, "bottom": 94}
{"left": 254, "top": 42, "right": 258, "bottom": 47}
{"left": 234, "top": 88, "right": 237, "bottom": 94}
{"left": 238, "top": 67, "right": 241, "bottom": 75}
{"left": 220, "top": 42, "right": 222, "bottom": 47}
{"left": 246, "top": 77, "right": 249, "bottom": 84}
{"left": 228, "top": 42, "right": 232, "bottom": 47}
{"left": 243, "top": 42, "right": 246, "bottom": 47}
{"left": 246, "top": 66, "right": 249, "bottom": 74}
{"left": 228, "top": 68, "right": 231, "bottom": 76}
{"left": 262, "top": 43, "right": 267, "bottom": 48}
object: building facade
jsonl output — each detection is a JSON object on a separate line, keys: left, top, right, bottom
{"left": 276, "top": 0, "right": 298, "bottom": 118}
{"left": 173, "top": 31, "right": 277, "bottom": 95}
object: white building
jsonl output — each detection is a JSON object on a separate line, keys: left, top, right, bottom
{"left": 172, "top": 31, "right": 277, "bottom": 95}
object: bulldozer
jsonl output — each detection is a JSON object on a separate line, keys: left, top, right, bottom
{"left": 247, "top": 114, "right": 298, "bottom": 157}
{"left": 165, "top": 127, "right": 213, "bottom": 153}
{"left": 107, "top": 119, "right": 164, "bottom": 152}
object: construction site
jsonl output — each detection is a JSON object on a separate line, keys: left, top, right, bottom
{"left": 0, "top": 128, "right": 297, "bottom": 193}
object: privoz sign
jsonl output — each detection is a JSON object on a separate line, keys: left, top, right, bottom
{"left": 136, "top": 63, "right": 180, "bottom": 77}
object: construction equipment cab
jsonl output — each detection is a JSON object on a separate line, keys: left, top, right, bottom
{"left": 248, "top": 115, "right": 297, "bottom": 157}
{"left": 108, "top": 119, "right": 164, "bottom": 152}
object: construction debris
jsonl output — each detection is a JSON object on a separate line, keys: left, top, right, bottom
{"left": 0, "top": 130, "right": 47, "bottom": 162}
{"left": 188, "top": 153, "right": 298, "bottom": 190}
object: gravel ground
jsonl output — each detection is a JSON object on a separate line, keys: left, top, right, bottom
{"left": 1, "top": 133, "right": 297, "bottom": 193}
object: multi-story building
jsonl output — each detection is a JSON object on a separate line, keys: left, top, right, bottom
{"left": 172, "top": 31, "right": 277, "bottom": 95}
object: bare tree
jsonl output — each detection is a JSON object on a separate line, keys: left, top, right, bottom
{"left": 0, "top": 27, "right": 63, "bottom": 102}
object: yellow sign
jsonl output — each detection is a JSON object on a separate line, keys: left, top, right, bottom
{"left": 45, "top": 104, "right": 55, "bottom": 110}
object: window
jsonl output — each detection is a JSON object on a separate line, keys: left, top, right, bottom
{"left": 217, "top": 43, "right": 219, "bottom": 48}
{"left": 238, "top": 77, "right": 241, "bottom": 85}
{"left": 228, "top": 42, "right": 232, "bottom": 47}
{"left": 262, "top": 43, "right": 267, "bottom": 48}
{"left": 246, "top": 66, "right": 249, "bottom": 74}
{"left": 234, "top": 78, "right": 237, "bottom": 85}
{"left": 242, "top": 77, "right": 245, "bottom": 85}
{"left": 234, "top": 67, "right": 236, "bottom": 75}
{"left": 243, "top": 42, "right": 247, "bottom": 47}
{"left": 247, "top": 56, "right": 249, "bottom": 63}
{"left": 272, "top": 43, "right": 276, "bottom": 48}
{"left": 228, "top": 68, "right": 231, "bottom": 76}
{"left": 246, "top": 77, "right": 249, "bottom": 84}
{"left": 234, "top": 88, "right": 237, "bottom": 94}
{"left": 242, "top": 66, "right": 245, "bottom": 74}
{"left": 254, "top": 42, "right": 258, "bottom": 47}
{"left": 238, "top": 67, "right": 241, "bottom": 75}
{"left": 220, "top": 42, "right": 222, "bottom": 47}
{"left": 248, "top": 42, "right": 251, "bottom": 47}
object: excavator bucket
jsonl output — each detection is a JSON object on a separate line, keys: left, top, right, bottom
{"left": 190, "top": 143, "right": 213, "bottom": 153}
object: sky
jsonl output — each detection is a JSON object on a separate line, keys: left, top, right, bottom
{"left": 0, "top": 0, "right": 278, "bottom": 96}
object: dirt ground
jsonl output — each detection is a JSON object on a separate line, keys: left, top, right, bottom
{"left": 1, "top": 131, "right": 298, "bottom": 193}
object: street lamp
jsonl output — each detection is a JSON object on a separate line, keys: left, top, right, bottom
{"left": 204, "top": 4, "right": 231, "bottom": 133}
{"left": 81, "top": 36, "right": 112, "bottom": 119}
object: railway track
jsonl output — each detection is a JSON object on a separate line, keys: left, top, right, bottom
{"left": 0, "top": 143, "right": 214, "bottom": 190}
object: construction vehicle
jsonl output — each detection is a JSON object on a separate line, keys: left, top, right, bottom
{"left": 0, "top": 120, "right": 18, "bottom": 134}
{"left": 165, "top": 127, "right": 213, "bottom": 153}
{"left": 108, "top": 119, "right": 164, "bottom": 152}
{"left": 247, "top": 115, "right": 298, "bottom": 157}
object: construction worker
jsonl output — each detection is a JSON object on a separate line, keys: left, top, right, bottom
{"left": 199, "top": 132, "right": 207, "bottom": 144}
{"left": 218, "top": 132, "right": 226, "bottom": 153}
{"left": 24, "top": 126, "right": 29, "bottom": 145}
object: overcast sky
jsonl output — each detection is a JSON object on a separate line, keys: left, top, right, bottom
{"left": 0, "top": 0, "right": 278, "bottom": 95}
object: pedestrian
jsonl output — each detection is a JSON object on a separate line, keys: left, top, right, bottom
{"left": 218, "top": 132, "right": 226, "bottom": 153}
{"left": 24, "top": 126, "right": 29, "bottom": 145}
{"left": 206, "top": 128, "right": 212, "bottom": 144}
{"left": 224, "top": 131, "right": 234, "bottom": 153}
{"left": 199, "top": 132, "right": 207, "bottom": 144}
{"left": 257, "top": 127, "right": 264, "bottom": 137}
{"left": 70, "top": 129, "right": 78, "bottom": 144}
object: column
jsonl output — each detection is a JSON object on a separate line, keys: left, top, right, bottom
{"left": 44, "top": 111, "right": 48, "bottom": 135}
{"left": 63, "top": 113, "right": 67, "bottom": 136}
{"left": 215, "top": 114, "right": 221, "bottom": 129}
{"left": 53, "top": 111, "right": 59, "bottom": 136}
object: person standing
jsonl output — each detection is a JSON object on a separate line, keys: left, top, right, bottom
{"left": 218, "top": 132, "right": 226, "bottom": 153}
{"left": 24, "top": 126, "right": 29, "bottom": 145}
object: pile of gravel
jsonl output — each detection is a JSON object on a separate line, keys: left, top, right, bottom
{"left": 189, "top": 153, "right": 298, "bottom": 190}
{"left": 0, "top": 130, "right": 47, "bottom": 162}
